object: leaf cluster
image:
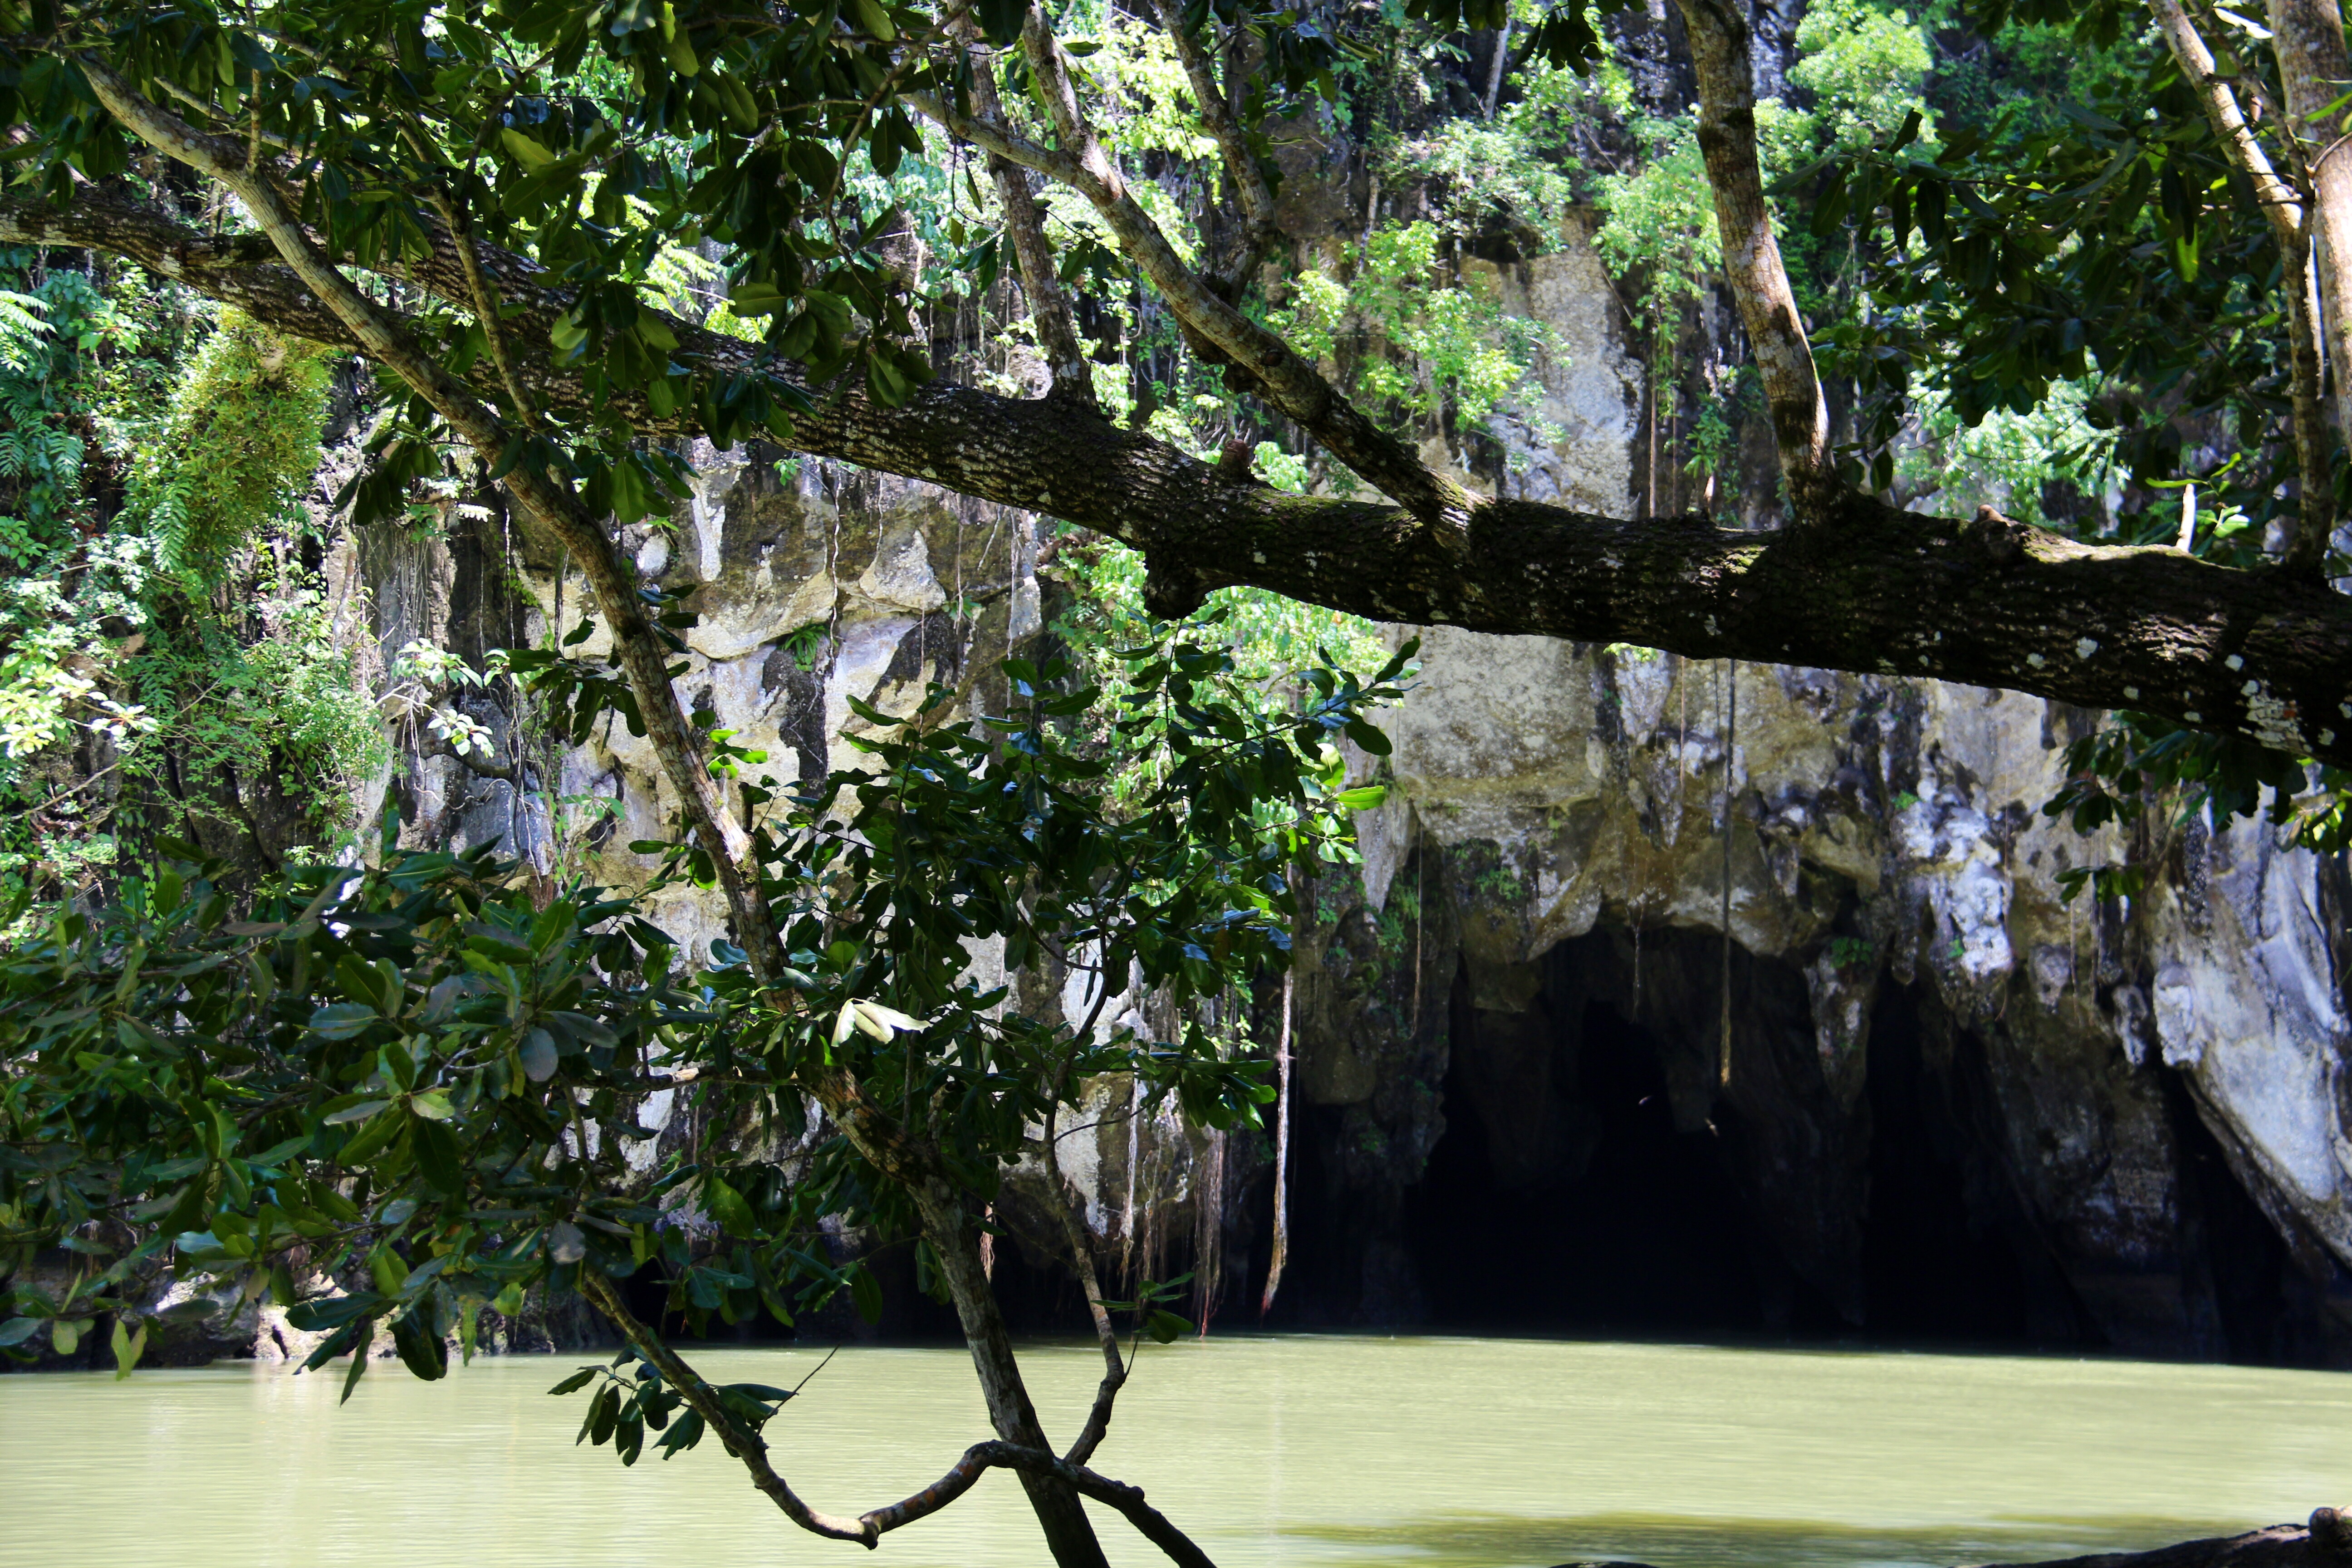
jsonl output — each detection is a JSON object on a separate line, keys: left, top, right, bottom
{"left": 0, "top": 627, "right": 1406, "bottom": 1436}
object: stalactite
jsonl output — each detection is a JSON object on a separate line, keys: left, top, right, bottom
{"left": 1719, "top": 657, "right": 1737, "bottom": 1088}
{"left": 1259, "top": 967, "right": 1294, "bottom": 1318}
{"left": 1194, "top": 1124, "right": 1225, "bottom": 1333}
{"left": 1120, "top": 1070, "right": 1142, "bottom": 1281}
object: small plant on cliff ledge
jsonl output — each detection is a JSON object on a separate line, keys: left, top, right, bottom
{"left": 0, "top": 624, "right": 1412, "bottom": 1568}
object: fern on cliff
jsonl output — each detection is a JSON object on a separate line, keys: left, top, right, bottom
{"left": 128, "top": 312, "right": 336, "bottom": 583}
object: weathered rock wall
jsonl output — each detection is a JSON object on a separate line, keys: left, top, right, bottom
{"left": 1288, "top": 622, "right": 2352, "bottom": 1358}
{"left": 330, "top": 73, "right": 2352, "bottom": 1361}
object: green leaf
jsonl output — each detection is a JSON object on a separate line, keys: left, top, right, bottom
{"left": 702, "top": 1172, "right": 758, "bottom": 1238}
{"left": 284, "top": 1291, "right": 388, "bottom": 1333}
{"left": 336, "top": 1106, "right": 404, "bottom": 1166}
{"left": 412, "top": 1115, "right": 467, "bottom": 1196}
{"left": 0, "top": 1318, "right": 40, "bottom": 1348}
{"left": 656, "top": 1406, "right": 706, "bottom": 1457}
{"left": 500, "top": 127, "right": 557, "bottom": 169}
{"left": 110, "top": 1316, "right": 147, "bottom": 1379}
{"left": 308, "top": 1002, "right": 378, "bottom": 1040}
{"left": 1145, "top": 1308, "right": 1193, "bottom": 1343}
{"left": 548, "top": 1366, "right": 599, "bottom": 1396}
{"left": 339, "top": 1321, "right": 374, "bottom": 1403}
{"left": 589, "top": 1383, "right": 620, "bottom": 1445}
{"left": 1332, "top": 784, "right": 1387, "bottom": 810}
{"left": 519, "top": 1028, "right": 559, "bottom": 1083}
{"left": 390, "top": 1307, "right": 450, "bottom": 1381}
{"left": 848, "top": 1262, "right": 883, "bottom": 1324}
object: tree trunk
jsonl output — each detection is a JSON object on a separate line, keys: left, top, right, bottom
{"left": 1572, "top": 1514, "right": 2352, "bottom": 1568}
{"left": 1671, "top": 0, "right": 1835, "bottom": 513}
{"left": 912, "top": 1176, "right": 1112, "bottom": 1568}
{"left": 1973, "top": 1513, "right": 2352, "bottom": 1566}
{"left": 2271, "top": 0, "right": 2352, "bottom": 441}
{"left": 2154, "top": 0, "right": 2335, "bottom": 576}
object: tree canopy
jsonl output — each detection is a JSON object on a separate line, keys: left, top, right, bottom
{"left": 5, "top": 0, "right": 2352, "bottom": 854}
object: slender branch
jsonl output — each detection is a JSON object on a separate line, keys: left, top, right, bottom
{"left": 911, "top": 14, "right": 1472, "bottom": 532}
{"left": 577, "top": 1269, "right": 872, "bottom": 1544}
{"left": 958, "top": 27, "right": 1096, "bottom": 403}
{"left": 1143, "top": 0, "right": 1280, "bottom": 286}
{"left": 2269, "top": 0, "right": 2352, "bottom": 441}
{"left": 383, "top": 110, "right": 535, "bottom": 430}
{"left": 2152, "top": 0, "right": 2334, "bottom": 579}
{"left": 74, "top": 55, "right": 784, "bottom": 977}
{"left": 1036, "top": 1051, "right": 1127, "bottom": 1467}
{"left": 426, "top": 184, "right": 542, "bottom": 431}
{"left": 1259, "top": 965, "right": 1293, "bottom": 1318}
{"left": 2157, "top": 0, "right": 2305, "bottom": 237}
{"left": 1671, "top": 0, "right": 1835, "bottom": 515}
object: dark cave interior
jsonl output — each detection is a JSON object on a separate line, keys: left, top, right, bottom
{"left": 642, "top": 926, "right": 2326, "bottom": 1366}
{"left": 1267, "top": 925, "right": 2323, "bottom": 1364}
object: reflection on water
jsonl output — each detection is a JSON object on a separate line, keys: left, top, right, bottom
{"left": 0, "top": 1334, "right": 2340, "bottom": 1568}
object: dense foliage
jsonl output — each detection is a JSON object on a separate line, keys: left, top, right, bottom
{"left": 0, "top": 628, "right": 1402, "bottom": 1509}
{"left": 2, "top": 0, "right": 2350, "bottom": 1557}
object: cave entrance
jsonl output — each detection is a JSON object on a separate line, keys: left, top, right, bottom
{"left": 1400, "top": 928, "right": 2062, "bottom": 1345}
{"left": 1404, "top": 960, "right": 1775, "bottom": 1333}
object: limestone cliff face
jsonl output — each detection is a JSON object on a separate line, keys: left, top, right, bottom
{"left": 1262, "top": 216, "right": 2352, "bottom": 1357}
{"left": 1303, "top": 625, "right": 2352, "bottom": 1355}
{"left": 342, "top": 207, "right": 2352, "bottom": 1359}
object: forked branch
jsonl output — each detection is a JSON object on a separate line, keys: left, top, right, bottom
{"left": 1145, "top": 0, "right": 1281, "bottom": 287}
{"left": 580, "top": 1269, "right": 1214, "bottom": 1565}
{"left": 74, "top": 53, "right": 785, "bottom": 975}
{"left": 913, "top": 10, "right": 1472, "bottom": 529}
{"left": 957, "top": 22, "right": 1096, "bottom": 404}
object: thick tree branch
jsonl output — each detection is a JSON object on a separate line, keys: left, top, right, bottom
{"left": 1671, "top": 0, "right": 1835, "bottom": 514}
{"left": 906, "top": 1170, "right": 1112, "bottom": 1568}
{"left": 2152, "top": 0, "right": 2333, "bottom": 578}
{"left": 72, "top": 56, "right": 784, "bottom": 977}
{"left": 17, "top": 185, "right": 2352, "bottom": 769}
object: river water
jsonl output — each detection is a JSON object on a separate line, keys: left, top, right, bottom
{"left": 2, "top": 1334, "right": 2345, "bottom": 1568}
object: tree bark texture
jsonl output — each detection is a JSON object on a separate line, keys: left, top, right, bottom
{"left": 2152, "top": 0, "right": 2334, "bottom": 577}
{"left": 910, "top": 1175, "right": 1113, "bottom": 1568}
{"left": 2269, "top": 0, "right": 2352, "bottom": 441}
{"left": 12, "top": 183, "right": 2352, "bottom": 773}
{"left": 1671, "top": 0, "right": 1835, "bottom": 513}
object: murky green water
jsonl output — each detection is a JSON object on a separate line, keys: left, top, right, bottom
{"left": 2, "top": 1334, "right": 2346, "bottom": 1568}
